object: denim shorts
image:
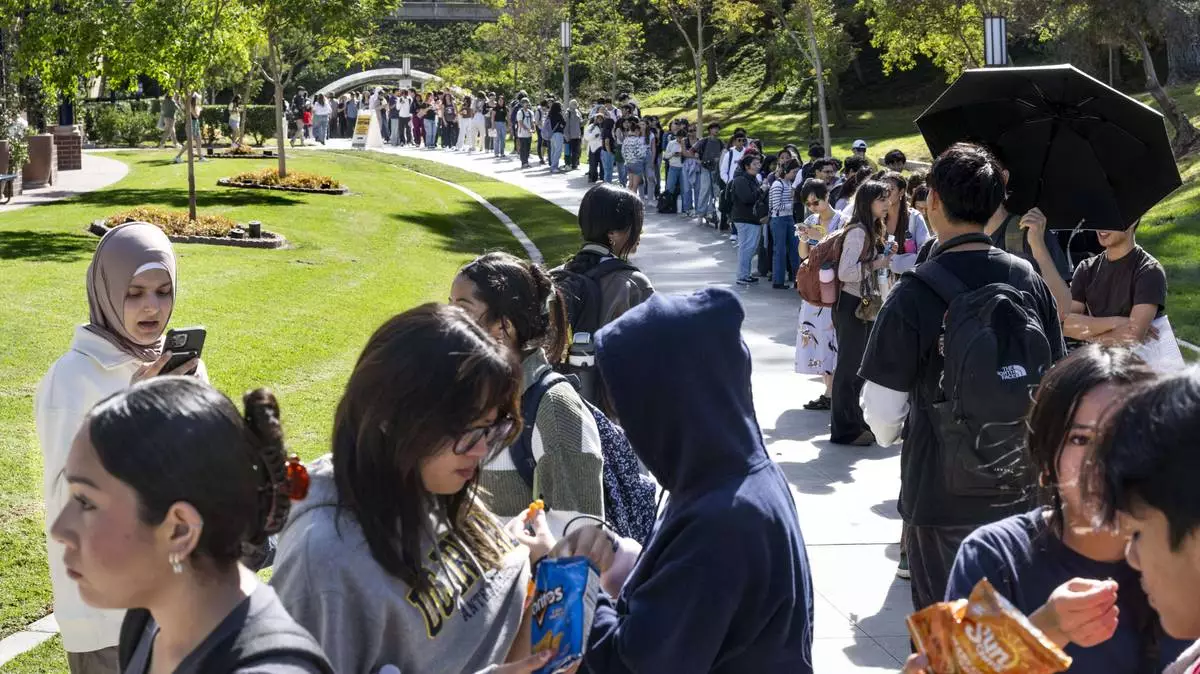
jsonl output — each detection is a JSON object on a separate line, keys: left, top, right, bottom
{"left": 626, "top": 162, "right": 644, "bottom": 176}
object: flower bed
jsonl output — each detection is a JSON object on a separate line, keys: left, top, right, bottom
{"left": 217, "top": 168, "right": 348, "bottom": 194}
{"left": 91, "top": 207, "right": 287, "bottom": 249}
{"left": 209, "top": 145, "right": 276, "bottom": 159}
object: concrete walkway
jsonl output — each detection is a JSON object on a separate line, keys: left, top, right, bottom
{"left": 0, "top": 153, "right": 129, "bottom": 213}
{"left": 317, "top": 140, "right": 910, "bottom": 671}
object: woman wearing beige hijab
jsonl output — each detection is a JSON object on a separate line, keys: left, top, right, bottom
{"left": 35, "top": 222, "right": 206, "bottom": 673}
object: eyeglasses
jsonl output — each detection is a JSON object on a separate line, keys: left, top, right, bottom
{"left": 453, "top": 417, "right": 516, "bottom": 455}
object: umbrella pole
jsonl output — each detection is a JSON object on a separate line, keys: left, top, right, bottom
{"left": 1029, "top": 118, "right": 1058, "bottom": 211}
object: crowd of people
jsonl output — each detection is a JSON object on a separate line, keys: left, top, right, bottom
{"left": 34, "top": 79, "right": 1200, "bottom": 674}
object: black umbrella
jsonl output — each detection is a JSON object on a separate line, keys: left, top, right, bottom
{"left": 915, "top": 64, "right": 1181, "bottom": 231}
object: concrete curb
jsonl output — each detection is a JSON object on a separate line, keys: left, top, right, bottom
{"left": 0, "top": 615, "right": 60, "bottom": 665}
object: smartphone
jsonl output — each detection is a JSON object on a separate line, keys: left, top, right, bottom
{"left": 163, "top": 327, "right": 206, "bottom": 375}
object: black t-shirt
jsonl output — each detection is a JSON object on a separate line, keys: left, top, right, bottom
{"left": 988, "top": 214, "right": 1072, "bottom": 283}
{"left": 859, "top": 247, "right": 1066, "bottom": 527}
{"left": 1070, "top": 245, "right": 1167, "bottom": 320}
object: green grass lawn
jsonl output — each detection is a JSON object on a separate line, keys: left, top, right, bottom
{"left": 646, "top": 82, "right": 1200, "bottom": 344}
{"left": 0, "top": 149, "right": 578, "bottom": 656}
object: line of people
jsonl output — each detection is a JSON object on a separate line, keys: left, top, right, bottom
{"left": 37, "top": 182, "right": 815, "bottom": 674}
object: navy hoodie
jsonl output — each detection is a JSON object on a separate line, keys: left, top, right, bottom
{"left": 584, "top": 288, "right": 814, "bottom": 673}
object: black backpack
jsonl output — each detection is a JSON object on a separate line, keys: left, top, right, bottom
{"left": 657, "top": 189, "right": 678, "bottom": 214}
{"left": 551, "top": 254, "right": 636, "bottom": 337}
{"left": 118, "top": 604, "right": 334, "bottom": 674}
{"left": 510, "top": 369, "right": 658, "bottom": 544}
{"left": 907, "top": 233, "right": 1053, "bottom": 498}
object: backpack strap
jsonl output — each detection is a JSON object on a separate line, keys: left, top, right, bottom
{"left": 911, "top": 258, "right": 970, "bottom": 307}
{"left": 117, "top": 609, "right": 153, "bottom": 670}
{"left": 510, "top": 369, "right": 576, "bottom": 491}
{"left": 584, "top": 257, "right": 636, "bottom": 281}
{"left": 203, "top": 612, "right": 334, "bottom": 673}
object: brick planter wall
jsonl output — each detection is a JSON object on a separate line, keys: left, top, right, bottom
{"left": 22, "top": 134, "right": 57, "bottom": 189}
{"left": 51, "top": 126, "right": 83, "bottom": 171}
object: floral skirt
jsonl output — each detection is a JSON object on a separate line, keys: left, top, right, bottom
{"left": 794, "top": 300, "right": 837, "bottom": 376}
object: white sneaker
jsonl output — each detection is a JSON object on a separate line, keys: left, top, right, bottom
{"left": 730, "top": 236, "right": 739, "bottom": 244}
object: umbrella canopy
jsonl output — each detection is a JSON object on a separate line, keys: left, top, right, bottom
{"left": 915, "top": 64, "right": 1181, "bottom": 231}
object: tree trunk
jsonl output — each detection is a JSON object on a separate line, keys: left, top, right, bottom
{"left": 695, "top": 9, "right": 705, "bottom": 126}
{"left": 705, "top": 43, "right": 719, "bottom": 88}
{"left": 1165, "top": 4, "right": 1200, "bottom": 85}
{"left": 828, "top": 74, "right": 849, "bottom": 126}
{"left": 182, "top": 96, "right": 198, "bottom": 221}
{"left": 805, "top": 3, "right": 832, "bottom": 155}
{"left": 272, "top": 64, "right": 288, "bottom": 178}
{"left": 1133, "top": 28, "right": 1200, "bottom": 155}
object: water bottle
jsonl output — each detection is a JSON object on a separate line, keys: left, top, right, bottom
{"left": 566, "top": 332, "right": 597, "bottom": 402}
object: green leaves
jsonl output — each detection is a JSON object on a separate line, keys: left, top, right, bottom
{"left": 857, "top": 0, "right": 990, "bottom": 81}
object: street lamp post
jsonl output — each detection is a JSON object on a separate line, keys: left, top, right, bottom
{"left": 561, "top": 20, "right": 571, "bottom": 104}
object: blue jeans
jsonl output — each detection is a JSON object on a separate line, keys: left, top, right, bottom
{"left": 683, "top": 162, "right": 699, "bottom": 212}
{"left": 601, "top": 150, "right": 614, "bottom": 182}
{"left": 618, "top": 162, "right": 628, "bottom": 186}
{"left": 665, "top": 166, "right": 683, "bottom": 208}
{"left": 550, "top": 132, "right": 564, "bottom": 171}
{"left": 699, "top": 169, "right": 719, "bottom": 217}
{"left": 424, "top": 119, "right": 437, "bottom": 147}
{"left": 736, "top": 222, "right": 762, "bottom": 281}
{"left": 313, "top": 115, "right": 329, "bottom": 143}
{"left": 770, "top": 215, "right": 800, "bottom": 285}
{"left": 494, "top": 122, "right": 507, "bottom": 156}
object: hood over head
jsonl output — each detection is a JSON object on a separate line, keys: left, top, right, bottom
{"left": 595, "top": 288, "right": 768, "bottom": 494}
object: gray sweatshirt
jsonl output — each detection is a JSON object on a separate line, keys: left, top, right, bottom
{"left": 271, "top": 457, "right": 530, "bottom": 674}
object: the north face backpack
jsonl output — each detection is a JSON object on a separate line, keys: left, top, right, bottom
{"left": 908, "top": 232, "right": 1054, "bottom": 499}
{"left": 510, "top": 370, "right": 658, "bottom": 545}
{"left": 551, "top": 254, "right": 637, "bottom": 337}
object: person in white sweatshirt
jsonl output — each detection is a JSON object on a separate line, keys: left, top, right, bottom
{"left": 35, "top": 221, "right": 205, "bottom": 673}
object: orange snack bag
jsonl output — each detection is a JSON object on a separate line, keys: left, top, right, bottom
{"left": 906, "top": 578, "right": 1072, "bottom": 674}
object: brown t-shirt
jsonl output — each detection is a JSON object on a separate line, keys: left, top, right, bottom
{"left": 1070, "top": 245, "right": 1166, "bottom": 319}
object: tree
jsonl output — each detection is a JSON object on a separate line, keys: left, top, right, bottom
{"left": 858, "top": 0, "right": 991, "bottom": 81}
{"left": 1164, "top": 1, "right": 1200, "bottom": 84}
{"left": 647, "top": 0, "right": 761, "bottom": 124}
{"left": 257, "top": 0, "right": 394, "bottom": 177}
{"left": 763, "top": 0, "right": 854, "bottom": 152}
{"left": 474, "top": 0, "right": 565, "bottom": 96}
{"left": 1048, "top": 0, "right": 1200, "bottom": 155}
{"left": 574, "top": 0, "right": 644, "bottom": 100}
{"left": 108, "top": 0, "right": 254, "bottom": 220}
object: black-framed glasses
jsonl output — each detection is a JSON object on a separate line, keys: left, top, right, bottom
{"left": 453, "top": 417, "right": 516, "bottom": 455}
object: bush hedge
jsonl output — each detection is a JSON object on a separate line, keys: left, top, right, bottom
{"left": 105, "top": 207, "right": 236, "bottom": 237}
{"left": 227, "top": 168, "right": 342, "bottom": 190}
{"left": 80, "top": 102, "right": 280, "bottom": 147}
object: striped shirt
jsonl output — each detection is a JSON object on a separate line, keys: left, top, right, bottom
{"left": 769, "top": 176, "right": 794, "bottom": 218}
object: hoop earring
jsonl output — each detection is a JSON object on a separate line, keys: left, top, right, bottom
{"left": 168, "top": 553, "right": 183, "bottom": 575}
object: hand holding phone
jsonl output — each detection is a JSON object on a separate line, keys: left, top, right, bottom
{"left": 162, "top": 327, "right": 206, "bottom": 376}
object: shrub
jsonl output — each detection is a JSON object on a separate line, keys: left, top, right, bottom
{"left": 105, "top": 207, "right": 237, "bottom": 237}
{"left": 89, "top": 105, "right": 123, "bottom": 146}
{"left": 199, "top": 107, "right": 227, "bottom": 145}
{"left": 244, "top": 105, "right": 279, "bottom": 146}
{"left": 228, "top": 168, "right": 342, "bottom": 190}
{"left": 116, "top": 111, "right": 158, "bottom": 147}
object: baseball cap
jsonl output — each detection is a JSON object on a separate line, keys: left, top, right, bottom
{"left": 852, "top": 139, "right": 868, "bottom": 150}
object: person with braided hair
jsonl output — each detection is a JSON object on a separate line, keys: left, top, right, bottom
{"left": 450, "top": 252, "right": 604, "bottom": 536}
{"left": 50, "top": 377, "right": 332, "bottom": 673}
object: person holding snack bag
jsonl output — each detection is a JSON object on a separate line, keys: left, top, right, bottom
{"left": 943, "top": 345, "right": 1188, "bottom": 671}
{"left": 539, "top": 289, "right": 815, "bottom": 673}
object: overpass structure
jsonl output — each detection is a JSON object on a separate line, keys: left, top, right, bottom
{"left": 317, "top": 68, "right": 441, "bottom": 97}
{"left": 389, "top": 0, "right": 499, "bottom": 22}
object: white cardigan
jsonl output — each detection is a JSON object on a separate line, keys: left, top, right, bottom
{"left": 35, "top": 326, "right": 207, "bottom": 653}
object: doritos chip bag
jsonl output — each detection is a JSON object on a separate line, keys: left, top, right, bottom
{"left": 530, "top": 557, "right": 600, "bottom": 674}
{"left": 907, "top": 578, "right": 1072, "bottom": 674}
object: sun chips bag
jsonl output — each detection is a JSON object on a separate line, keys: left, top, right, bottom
{"left": 907, "top": 578, "right": 1072, "bottom": 673}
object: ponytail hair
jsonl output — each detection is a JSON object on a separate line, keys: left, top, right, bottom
{"left": 457, "top": 252, "right": 569, "bottom": 363}
{"left": 86, "top": 377, "right": 305, "bottom": 572}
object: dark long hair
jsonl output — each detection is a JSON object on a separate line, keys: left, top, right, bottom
{"left": 87, "top": 377, "right": 289, "bottom": 571}
{"left": 839, "top": 167, "right": 873, "bottom": 204}
{"left": 881, "top": 171, "right": 911, "bottom": 244}
{"left": 1026, "top": 345, "right": 1156, "bottom": 536}
{"left": 850, "top": 180, "right": 890, "bottom": 250}
{"left": 458, "top": 252, "right": 570, "bottom": 364}
{"left": 331, "top": 304, "right": 521, "bottom": 589}
{"left": 575, "top": 182, "right": 644, "bottom": 259}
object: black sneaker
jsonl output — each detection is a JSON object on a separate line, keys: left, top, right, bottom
{"left": 803, "top": 395, "right": 831, "bottom": 411}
